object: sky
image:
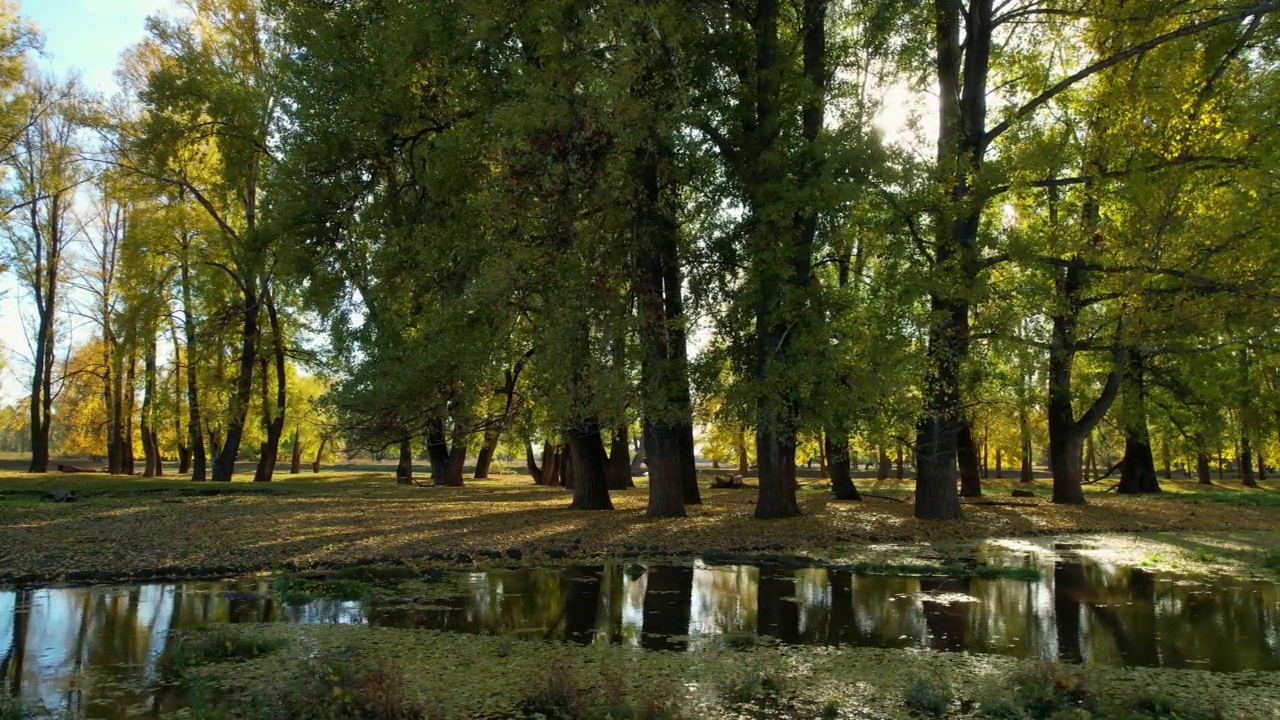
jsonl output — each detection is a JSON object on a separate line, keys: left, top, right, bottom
{"left": 20, "top": 0, "right": 169, "bottom": 94}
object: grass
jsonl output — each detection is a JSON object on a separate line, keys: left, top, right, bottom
{"left": 2, "top": 471, "right": 1279, "bottom": 583}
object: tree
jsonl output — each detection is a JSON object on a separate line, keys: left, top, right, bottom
{"left": 4, "top": 72, "right": 90, "bottom": 472}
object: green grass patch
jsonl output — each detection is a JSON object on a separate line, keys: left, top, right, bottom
{"left": 1165, "top": 489, "right": 1280, "bottom": 507}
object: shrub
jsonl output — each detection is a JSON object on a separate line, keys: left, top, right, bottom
{"left": 902, "top": 675, "right": 953, "bottom": 716}
{"left": 0, "top": 698, "right": 40, "bottom": 720}
{"left": 719, "top": 672, "right": 786, "bottom": 706}
{"left": 161, "top": 627, "right": 284, "bottom": 677}
{"left": 1261, "top": 548, "right": 1280, "bottom": 573}
{"left": 516, "top": 655, "right": 685, "bottom": 720}
{"left": 1011, "top": 663, "right": 1089, "bottom": 717}
{"left": 242, "top": 648, "right": 428, "bottom": 720}
{"left": 272, "top": 572, "right": 371, "bottom": 603}
{"left": 975, "top": 694, "right": 1024, "bottom": 719}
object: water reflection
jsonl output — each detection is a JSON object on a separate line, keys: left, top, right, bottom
{"left": 2, "top": 545, "right": 1280, "bottom": 718}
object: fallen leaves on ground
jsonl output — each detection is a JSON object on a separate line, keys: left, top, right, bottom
{"left": 1, "top": 472, "right": 1278, "bottom": 583}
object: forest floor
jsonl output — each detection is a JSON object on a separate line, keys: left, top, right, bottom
{"left": 1, "top": 468, "right": 1278, "bottom": 583}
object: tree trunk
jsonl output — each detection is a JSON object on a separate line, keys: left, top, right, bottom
{"left": 877, "top": 447, "right": 890, "bottom": 481}
{"left": 607, "top": 425, "right": 633, "bottom": 490}
{"left": 957, "top": 420, "right": 982, "bottom": 497}
{"left": 124, "top": 354, "right": 137, "bottom": 476}
{"left": 443, "top": 432, "right": 467, "bottom": 487}
{"left": 312, "top": 435, "right": 327, "bottom": 473}
{"left": 180, "top": 253, "right": 207, "bottom": 480}
{"left": 253, "top": 290, "right": 288, "bottom": 483}
{"left": 994, "top": 447, "right": 1002, "bottom": 478}
{"left": 568, "top": 422, "right": 611, "bottom": 510}
{"left": 525, "top": 440, "right": 543, "bottom": 484}
{"left": 427, "top": 417, "right": 450, "bottom": 485}
{"left": 645, "top": 421, "right": 686, "bottom": 517}
{"left": 1241, "top": 434, "right": 1256, "bottom": 487}
{"left": 1258, "top": 453, "right": 1267, "bottom": 482}
{"left": 473, "top": 429, "right": 499, "bottom": 479}
{"left": 396, "top": 438, "right": 413, "bottom": 484}
{"left": 1195, "top": 435, "right": 1212, "bottom": 485}
{"left": 1118, "top": 351, "right": 1160, "bottom": 494}
{"left": 213, "top": 283, "right": 258, "bottom": 481}
{"left": 290, "top": 428, "right": 302, "bottom": 474}
{"left": 755, "top": 419, "right": 800, "bottom": 519}
{"left": 141, "top": 335, "right": 159, "bottom": 477}
{"left": 912, "top": 0, "right": 988, "bottom": 522}
{"left": 1085, "top": 432, "right": 1096, "bottom": 482}
{"left": 632, "top": 120, "right": 699, "bottom": 512}
{"left": 736, "top": 428, "right": 749, "bottom": 475}
{"left": 896, "top": 443, "right": 905, "bottom": 480}
{"left": 826, "top": 431, "right": 860, "bottom": 500}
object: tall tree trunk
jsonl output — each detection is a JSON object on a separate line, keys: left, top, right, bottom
{"left": 396, "top": 438, "right": 413, "bottom": 484}
{"left": 957, "top": 420, "right": 982, "bottom": 497}
{"left": 994, "top": 447, "right": 1002, "bottom": 478}
{"left": 913, "top": 0, "right": 991, "bottom": 521}
{"left": 1194, "top": 434, "right": 1212, "bottom": 485}
{"left": 877, "top": 447, "right": 890, "bottom": 482}
{"left": 212, "top": 281, "right": 258, "bottom": 482}
{"left": 474, "top": 430, "right": 499, "bottom": 479}
{"left": 141, "top": 335, "right": 159, "bottom": 477}
{"left": 180, "top": 253, "right": 207, "bottom": 480}
{"left": 607, "top": 425, "right": 633, "bottom": 491}
{"left": 427, "top": 417, "right": 450, "bottom": 485}
{"left": 312, "top": 435, "right": 327, "bottom": 473}
{"left": 170, "top": 321, "right": 190, "bottom": 475}
{"left": 632, "top": 98, "right": 699, "bottom": 516}
{"left": 253, "top": 288, "right": 287, "bottom": 483}
{"left": 1241, "top": 434, "right": 1256, "bottom": 487}
{"left": 124, "top": 354, "right": 137, "bottom": 476}
{"left": 645, "top": 421, "right": 686, "bottom": 517}
{"left": 106, "top": 331, "right": 124, "bottom": 475}
{"left": 1085, "top": 432, "right": 1096, "bottom": 482}
{"left": 443, "top": 431, "right": 467, "bottom": 487}
{"left": 290, "top": 427, "right": 302, "bottom": 474}
{"left": 826, "top": 430, "right": 860, "bottom": 500}
{"left": 526, "top": 440, "right": 543, "bottom": 484}
{"left": 1045, "top": 250, "right": 1123, "bottom": 503}
{"left": 568, "top": 423, "right": 611, "bottom": 509}
{"left": 735, "top": 429, "right": 749, "bottom": 475}
{"left": 1118, "top": 351, "right": 1160, "bottom": 494}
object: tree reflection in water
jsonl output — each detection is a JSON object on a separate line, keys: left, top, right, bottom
{"left": 3, "top": 545, "right": 1280, "bottom": 718}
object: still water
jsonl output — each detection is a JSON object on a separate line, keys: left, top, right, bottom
{"left": 2, "top": 542, "right": 1279, "bottom": 717}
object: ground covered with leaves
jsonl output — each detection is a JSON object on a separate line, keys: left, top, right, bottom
{"left": 153, "top": 623, "right": 1280, "bottom": 719}
{"left": 2, "top": 471, "right": 1279, "bottom": 583}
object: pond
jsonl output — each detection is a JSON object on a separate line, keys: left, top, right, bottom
{"left": 2, "top": 539, "right": 1279, "bottom": 718}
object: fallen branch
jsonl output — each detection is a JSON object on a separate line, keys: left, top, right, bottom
{"left": 862, "top": 493, "right": 907, "bottom": 504}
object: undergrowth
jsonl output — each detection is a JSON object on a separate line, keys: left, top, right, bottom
{"left": 161, "top": 626, "right": 285, "bottom": 677}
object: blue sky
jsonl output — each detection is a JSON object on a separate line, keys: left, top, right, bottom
{"left": 20, "top": 0, "right": 169, "bottom": 93}
{"left": 1, "top": 3, "right": 170, "bottom": 399}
